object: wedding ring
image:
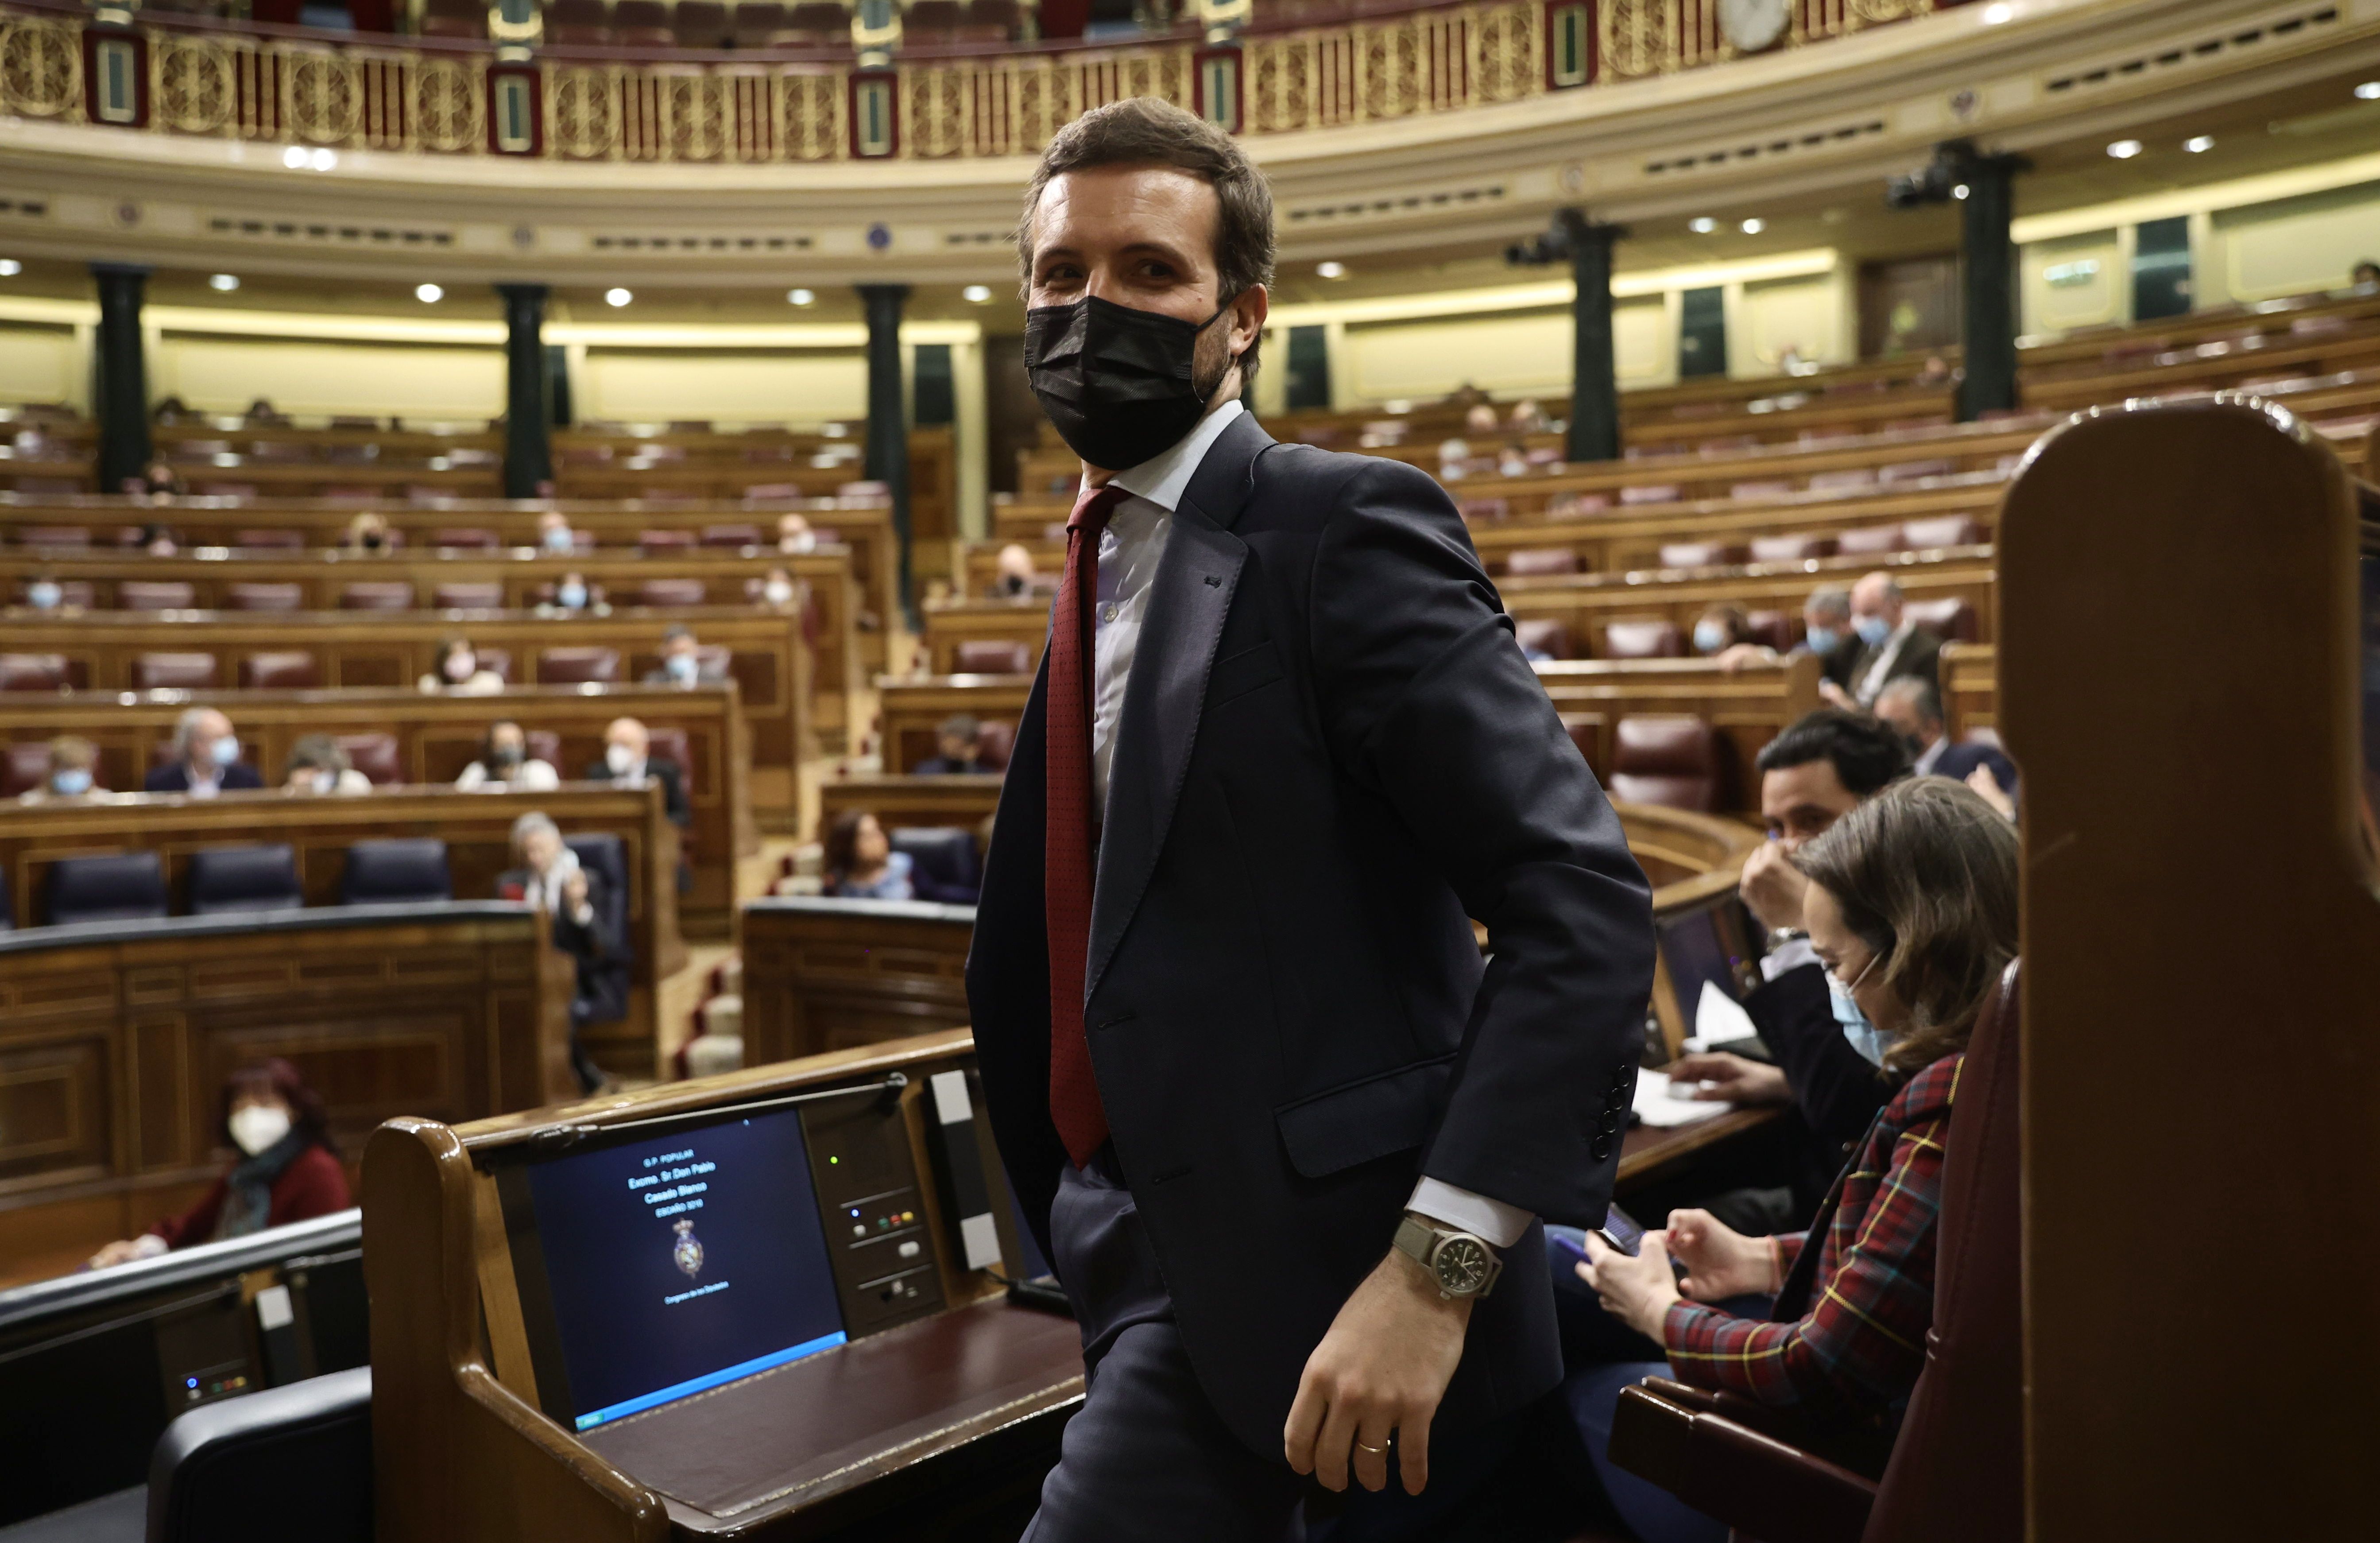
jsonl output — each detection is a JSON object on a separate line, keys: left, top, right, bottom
{"left": 1354, "top": 1439, "right": 1387, "bottom": 1454}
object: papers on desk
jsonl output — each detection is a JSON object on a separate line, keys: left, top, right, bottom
{"left": 1633, "top": 1069, "right": 1734, "bottom": 1128}
{"left": 1694, "top": 980, "right": 1757, "bottom": 1047}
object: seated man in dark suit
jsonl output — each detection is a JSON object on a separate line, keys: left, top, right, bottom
{"left": 1821, "top": 571, "right": 1943, "bottom": 711}
{"left": 496, "top": 811, "right": 626, "bottom": 1093}
{"left": 144, "top": 707, "right": 266, "bottom": 798}
{"left": 913, "top": 713, "right": 995, "bottom": 775}
{"left": 1873, "top": 676, "right": 2019, "bottom": 818}
{"left": 585, "top": 715, "right": 690, "bottom": 828}
{"left": 1712, "top": 584, "right": 1858, "bottom": 694}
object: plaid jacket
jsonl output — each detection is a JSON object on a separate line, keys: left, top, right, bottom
{"left": 1662, "top": 1052, "right": 1962, "bottom": 1426}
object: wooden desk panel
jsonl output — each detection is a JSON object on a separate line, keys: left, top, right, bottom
{"left": 742, "top": 899, "right": 976, "bottom": 1068}
{"left": 0, "top": 784, "right": 678, "bottom": 1075}
{"left": 918, "top": 601, "right": 1050, "bottom": 676}
{"left": 1941, "top": 641, "right": 1997, "bottom": 743}
{"left": 0, "top": 904, "right": 571, "bottom": 1275}
{"left": 877, "top": 676, "right": 1032, "bottom": 775}
{"left": 0, "top": 683, "right": 752, "bottom": 915}
{"left": 815, "top": 774, "right": 1000, "bottom": 845}
{"left": 0, "top": 549, "right": 857, "bottom": 748}
{"left": 0, "top": 606, "right": 811, "bottom": 819}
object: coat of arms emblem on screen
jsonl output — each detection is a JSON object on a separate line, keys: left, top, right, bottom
{"left": 672, "top": 1217, "right": 705, "bottom": 1279}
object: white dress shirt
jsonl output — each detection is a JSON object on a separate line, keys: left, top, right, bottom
{"left": 1854, "top": 620, "right": 1918, "bottom": 705}
{"left": 1911, "top": 734, "right": 1948, "bottom": 778}
{"left": 1081, "top": 397, "right": 1531, "bottom": 1250}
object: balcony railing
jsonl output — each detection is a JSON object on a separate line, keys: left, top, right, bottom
{"left": 0, "top": 0, "right": 1935, "bottom": 163}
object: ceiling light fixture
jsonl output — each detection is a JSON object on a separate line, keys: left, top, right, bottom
{"left": 2184, "top": 135, "right": 2214, "bottom": 153}
{"left": 1740, "top": 217, "right": 1765, "bottom": 234}
{"left": 1316, "top": 260, "right": 1347, "bottom": 279}
{"left": 962, "top": 284, "right": 992, "bottom": 303}
{"left": 209, "top": 273, "right": 240, "bottom": 292}
{"left": 787, "top": 287, "right": 815, "bottom": 306}
{"left": 605, "top": 287, "right": 632, "bottom": 307}
{"left": 1688, "top": 217, "right": 1717, "bottom": 233}
{"left": 416, "top": 283, "right": 443, "bottom": 302}
{"left": 2107, "top": 139, "right": 2144, "bottom": 159}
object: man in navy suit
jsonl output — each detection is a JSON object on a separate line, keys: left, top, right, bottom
{"left": 966, "top": 99, "right": 1654, "bottom": 1540}
{"left": 1875, "top": 677, "right": 2018, "bottom": 805}
{"left": 143, "top": 707, "right": 264, "bottom": 797}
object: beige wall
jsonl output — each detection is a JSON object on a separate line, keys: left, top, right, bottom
{"left": 575, "top": 347, "right": 869, "bottom": 426}
{"left": 0, "top": 322, "right": 83, "bottom": 409}
{"left": 1338, "top": 306, "right": 1573, "bottom": 406}
{"left": 2021, "top": 229, "right": 2126, "bottom": 336}
{"left": 1731, "top": 272, "right": 1849, "bottom": 377}
{"left": 153, "top": 333, "right": 507, "bottom": 421}
{"left": 2206, "top": 180, "right": 2380, "bottom": 305}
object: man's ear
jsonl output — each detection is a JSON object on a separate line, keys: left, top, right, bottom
{"left": 1230, "top": 283, "right": 1269, "bottom": 358}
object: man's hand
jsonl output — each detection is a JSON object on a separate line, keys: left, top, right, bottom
{"left": 1662, "top": 1209, "right": 1780, "bottom": 1301}
{"left": 1817, "top": 680, "right": 1856, "bottom": 711}
{"left": 1966, "top": 764, "right": 2016, "bottom": 821}
{"left": 1577, "top": 1232, "right": 1682, "bottom": 1341}
{"left": 1284, "top": 1246, "right": 1471, "bottom": 1497}
{"left": 1737, "top": 840, "right": 1809, "bottom": 934}
{"left": 1713, "top": 643, "right": 1777, "bottom": 675}
{"left": 1666, "top": 1051, "right": 1788, "bottom": 1106}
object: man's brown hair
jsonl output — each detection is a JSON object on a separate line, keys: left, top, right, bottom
{"left": 1016, "top": 97, "right": 1277, "bottom": 393}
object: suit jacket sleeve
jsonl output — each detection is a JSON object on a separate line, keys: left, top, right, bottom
{"left": 1747, "top": 962, "right": 1889, "bottom": 1155}
{"left": 1308, "top": 457, "right": 1656, "bottom": 1225}
{"left": 660, "top": 762, "right": 690, "bottom": 827}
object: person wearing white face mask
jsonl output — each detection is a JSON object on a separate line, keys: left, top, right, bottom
{"left": 755, "top": 566, "right": 802, "bottom": 612}
{"left": 586, "top": 716, "right": 689, "bottom": 829}
{"left": 417, "top": 635, "right": 506, "bottom": 695}
{"left": 86, "top": 1058, "right": 350, "bottom": 1268}
{"left": 1560, "top": 780, "right": 2016, "bottom": 1543}
{"left": 146, "top": 707, "right": 266, "bottom": 796}
{"left": 775, "top": 512, "right": 817, "bottom": 554}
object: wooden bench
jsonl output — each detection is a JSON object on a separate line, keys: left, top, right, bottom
{"left": 0, "top": 605, "right": 811, "bottom": 820}
{"left": 0, "top": 901, "right": 573, "bottom": 1278}
{"left": 0, "top": 682, "right": 751, "bottom": 921}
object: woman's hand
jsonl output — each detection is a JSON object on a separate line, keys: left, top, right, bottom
{"left": 1663, "top": 1209, "right": 1778, "bottom": 1302}
{"left": 1666, "top": 1051, "right": 1789, "bottom": 1106}
{"left": 88, "top": 1235, "right": 167, "bottom": 1270}
{"left": 1578, "top": 1232, "right": 1682, "bottom": 1342}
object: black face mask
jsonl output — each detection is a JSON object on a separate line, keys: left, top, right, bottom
{"left": 1023, "top": 295, "right": 1233, "bottom": 471}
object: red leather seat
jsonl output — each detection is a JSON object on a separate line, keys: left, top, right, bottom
{"left": 433, "top": 581, "right": 504, "bottom": 610}
{"left": 0, "top": 654, "right": 74, "bottom": 692}
{"left": 20, "top": 526, "right": 90, "bottom": 549}
{"left": 336, "top": 733, "right": 402, "bottom": 785}
{"left": 341, "top": 581, "right": 415, "bottom": 611}
{"left": 778, "top": 0, "right": 851, "bottom": 42}
{"left": 1514, "top": 618, "right": 1575, "bottom": 660}
{"left": 227, "top": 582, "right": 304, "bottom": 612}
{"left": 1902, "top": 597, "right": 1979, "bottom": 643}
{"left": 1750, "top": 534, "right": 1836, "bottom": 564}
{"left": 1618, "top": 484, "right": 1680, "bottom": 506}
{"left": 418, "top": 0, "right": 484, "bottom": 37}
{"left": 1656, "top": 542, "right": 1745, "bottom": 570}
{"left": 232, "top": 528, "right": 306, "bottom": 550}
{"left": 1, "top": 740, "right": 55, "bottom": 797}
{"left": 700, "top": 523, "right": 764, "bottom": 548}
{"left": 525, "top": 730, "right": 561, "bottom": 767}
{"left": 20, "top": 579, "right": 95, "bottom": 608}
{"left": 538, "top": 647, "right": 621, "bottom": 685}
{"left": 638, "top": 578, "right": 709, "bottom": 608}
{"left": 730, "top": 0, "right": 786, "bottom": 46}
{"left": 952, "top": 640, "right": 1032, "bottom": 675}
{"left": 430, "top": 527, "right": 500, "bottom": 550}
{"left": 120, "top": 581, "right": 197, "bottom": 612}
{"left": 975, "top": 720, "right": 1016, "bottom": 771}
{"left": 1745, "top": 609, "right": 1802, "bottom": 651}
{"left": 1901, "top": 515, "right": 1984, "bottom": 551}
{"left": 241, "top": 651, "right": 320, "bottom": 689}
{"left": 1834, "top": 524, "right": 1909, "bottom": 556}
{"left": 906, "top": 0, "right": 962, "bottom": 35}
{"left": 133, "top": 652, "right": 218, "bottom": 690}
{"left": 1456, "top": 497, "right": 1509, "bottom": 523}
{"left": 1601, "top": 620, "right": 1683, "bottom": 659}
{"left": 1605, "top": 715, "right": 1720, "bottom": 811}
{"left": 639, "top": 529, "right": 697, "bottom": 554}
{"left": 1504, "top": 547, "right": 1579, "bottom": 578}
{"left": 545, "top": 0, "right": 612, "bottom": 45}
{"left": 646, "top": 726, "right": 692, "bottom": 778}
{"left": 472, "top": 647, "right": 513, "bottom": 682}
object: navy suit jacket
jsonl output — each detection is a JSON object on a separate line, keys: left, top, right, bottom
{"left": 143, "top": 761, "right": 264, "bottom": 794}
{"left": 1929, "top": 738, "right": 2018, "bottom": 791}
{"left": 964, "top": 411, "right": 1655, "bottom": 1458}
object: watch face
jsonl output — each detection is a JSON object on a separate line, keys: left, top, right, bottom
{"left": 1432, "top": 1236, "right": 1491, "bottom": 1295}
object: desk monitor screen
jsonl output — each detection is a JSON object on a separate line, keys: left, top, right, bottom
{"left": 513, "top": 1109, "right": 846, "bottom": 1432}
{"left": 1656, "top": 899, "right": 1754, "bottom": 1037}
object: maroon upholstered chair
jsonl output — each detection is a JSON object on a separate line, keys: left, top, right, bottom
{"left": 1834, "top": 524, "right": 1908, "bottom": 556}
{"left": 1601, "top": 620, "right": 1683, "bottom": 659}
{"left": 779, "top": 0, "right": 851, "bottom": 40}
{"left": 19, "top": 526, "right": 90, "bottom": 549}
{"left": 1513, "top": 618, "right": 1575, "bottom": 661}
{"left": 1903, "top": 597, "right": 1979, "bottom": 644}
{"left": 429, "top": 527, "right": 500, "bottom": 550}
{"left": 645, "top": 726, "right": 691, "bottom": 777}
{"left": 232, "top": 528, "right": 306, "bottom": 550}
{"left": 1901, "top": 515, "right": 1984, "bottom": 551}
{"left": 240, "top": 651, "right": 320, "bottom": 689}
{"left": 538, "top": 647, "right": 621, "bottom": 685}
{"left": 700, "top": 523, "right": 764, "bottom": 548}
{"left": 611, "top": 0, "right": 674, "bottom": 44}
{"left": 1750, "top": 535, "right": 1836, "bottom": 564}
{"left": 1, "top": 740, "right": 55, "bottom": 796}
{"left": 120, "top": 581, "right": 197, "bottom": 612}
{"left": 525, "top": 730, "right": 561, "bottom": 767}
{"left": 639, "top": 529, "right": 697, "bottom": 554}
{"left": 1604, "top": 716, "right": 1720, "bottom": 811}
{"left": 637, "top": 578, "right": 709, "bottom": 608}
{"left": 433, "top": 581, "right": 504, "bottom": 610}
{"left": 1745, "top": 609, "right": 1802, "bottom": 651}
{"left": 19, "top": 579, "right": 94, "bottom": 609}
{"left": 336, "top": 733, "right": 402, "bottom": 785}
{"left": 133, "top": 652, "right": 219, "bottom": 690}
{"left": 418, "top": 0, "right": 485, "bottom": 37}
{"left": 1656, "top": 542, "right": 1745, "bottom": 570}
{"left": 468, "top": 647, "right": 514, "bottom": 683}
{"left": 227, "top": 582, "right": 305, "bottom": 612}
{"left": 0, "top": 654, "right": 72, "bottom": 692}
{"left": 689, "top": 644, "right": 734, "bottom": 683}
{"left": 1504, "top": 547, "right": 1579, "bottom": 578}
{"left": 975, "top": 720, "right": 1016, "bottom": 771}
{"left": 952, "top": 640, "right": 1032, "bottom": 675}
{"left": 1617, "top": 484, "right": 1680, "bottom": 506}
{"left": 1455, "top": 497, "right": 1509, "bottom": 523}
{"left": 341, "top": 581, "right": 415, "bottom": 611}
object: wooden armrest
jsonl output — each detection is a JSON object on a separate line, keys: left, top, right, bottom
{"left": 1609, "top": 1384, "right": 1877, "bottom": 1543}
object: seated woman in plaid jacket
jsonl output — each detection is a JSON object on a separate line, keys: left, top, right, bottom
{"left": 1569, "top": 778, "right": 2020, "bottom": 1542}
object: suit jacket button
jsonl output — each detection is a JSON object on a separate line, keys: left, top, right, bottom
{"left": 1598, "top": 1111, "right": 1621, "bottom": 1134}
{"left": 1590, "top": 1135, "right": 1612, "bottom": 1161}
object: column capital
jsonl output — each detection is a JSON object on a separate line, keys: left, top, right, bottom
{"left": 89, "top": 262, "right": 154, "bottom": 281}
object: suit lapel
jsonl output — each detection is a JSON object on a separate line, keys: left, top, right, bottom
{"left": 1082, "top": 411, "right": 1271, "bottom": 1002}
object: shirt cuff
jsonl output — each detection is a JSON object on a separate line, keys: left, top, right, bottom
{"left": 1405, "top": 1179, "right": 1533, "bottom": 1249}
{"left": 1759, "top": 936, "right": 1818, "bottom": 981}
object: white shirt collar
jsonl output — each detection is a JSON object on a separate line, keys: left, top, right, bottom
{"left": 1913, "top": 735, "right": 1948, "bottom": 777}
{"left": 1096, "top": 398, "right": 1245, "bottom": 516}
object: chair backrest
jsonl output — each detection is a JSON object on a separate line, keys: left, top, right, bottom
{"left": 645, "top": 726, "right": 691, "bottom": 778}
{"left": 1618, "top": 483, "right": 1680, "bottom": 505}
{"left": 334, "top": 733, "right": 401, "bottom": 785}
{"left": 186, "top": 843, "right": 304, "bottom": 916}
{"left": 240, "top": 651, "right": 320, "bottom": 690}
{"left": 339, "top": 581, "right": 414, "bottom": 612}
{"left": 21, "top": 524, "right": 90, "bottom": 548}
{"left": 339, "top": 839, "right": 452, "bottom": 905}
{"left": 952, "top": 640, "right": 1032, "bottom": 676}
{"left": 1657, "top": 541, "right": 1745, "bottom": 570}
{"left": 1, "top": 739, "right": 54, "bottom": 797}
{"left": 121, "top": 580, "right": 197, "bottom": 612}
{"left": 1601, "top": 619, "right": 1683, "bottom": 659}
{"left": 1901, "top": 515, "right": 1985, "bottom": 551}
{"left": 1751, "top": 534, "right": 1837, "bottom": 564}
{"left": 700, "top": 523, "right": 763, "bottom": 547}
{"left": 537, "top": 647, "right": 621, "bottom": 685}
{"left": 975, "top": 719, "right": 1015, "bottom": 771}
{"left": 232, "top": 528, "right": 305, "bottom": 550}
{"left": 146, "top": 1365, "right": 372, "bottom": 1543}
{"left": 46, "top": 851, "right": 170, "bottom": 925}
{"left": 638, "top": 529, "right": 697, "bottom": 553}
{"left": 1513, "top": 617, "right": 1574, "bottom": 660}
{"left": 638, "top": 578, "right": 708, "bottom": 608}
{"left": 892, "top": 825, "right": 978, "bottom": 894}
{"left": 1745, "top": 609, "right": 1802, "bottom": 651}
{"left": 20, "top": 578, "right": 95, "bottom": 608}
{"left": 0, "top": 653, "right": 71, "bottom": 691}
{"left": 1834, "top": 524, "right": 1908, "bottom": 556}
{"left": 1606, "top": 715, "right": 1720, "bottom": 811}
{"left": 432, "top": 581, "right": 504, "bottom": 610}
{"left": 1862, "top": 962, "right": 2022, "bottom": 1543}
{"left": 1504, "top": 546, "right": 1579, "bottom": 577}
{"left": 135, "top": 652, "right": 220, "bottom": 690}
{"left": 524, "top": 730, "right": 561, "bottom": 767}
{"left": 429, "top": 527, "right": 499, "bottom": 550}
{"left": 1455, "top": 496, "right": 1509, "bottom": 523}
{"left": 227, "top": 582, "right": 305, "bottom": 612}
{"left": 1901, "top": 597, "right": 1978, "bottom": 644}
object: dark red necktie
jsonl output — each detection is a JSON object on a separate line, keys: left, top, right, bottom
{"left": 1046, "top": 482, "right": 1128, "bottom": 1168}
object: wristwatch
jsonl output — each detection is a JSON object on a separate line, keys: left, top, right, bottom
{"left": 1392, "top": 1214, "right": 1502, "bottom": 1299}
{"left": 1766, "top": 926, "right": 1808, "bottom": 949}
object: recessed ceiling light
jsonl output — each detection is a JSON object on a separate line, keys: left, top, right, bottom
{"left": 604, "top": 287, "right": 632, "bottom": 307}
{"left": 0, "top": 259, "right": 19, "bottom": 277}
{"left": 962, "top": 284, "right": 991, "bottom": 303}
{"left": 1980, "top": 2, "right": 2013, "bottom": 22}
{"left": 415, "top": 283, "right": 443, "bottom": 302}
{"left": 787, "top": 287, "right": 815, "bottom": 306}
{"left": 282, "top": 145, "right": 308, "bottom": 169}
{"left": 1953, "top": 183, "right": 1970, "bottom": 199}
{"left": 2106, "top": 139, "right": 2143, "bottom": 159}
{"left": 2357, "top": 81, "right": 2380, "bottom": 101}
{"left": 1740, "top": 217, "right": 1765, "bottom": 234}
{"left": 2184, "top": 135, "right": 2214, "bottom": 153}
{"left": 209, "top": 273, "right": 240, "bottom": 292}
{"left": 1316, "top": 260, "right": 1347, "bottom": 279}
{"left": 1688, "top": 217, "right": 1717, "bottom": 234}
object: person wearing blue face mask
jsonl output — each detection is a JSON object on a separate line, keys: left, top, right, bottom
{"left": 536, "top": 508, "right": 580, "bottom": 555}
{"left": 1818, "top": 571, "right": 1943, "bottom": 712}
{"left": 24, "top": 575, "right": 65, "bottom": 612}
{"left": 642, "top": 624, "right": 719, "bottom": 690}
{"left": 1712, "top": 586, "right": 1863, "bottom": 700}
{"left": 145, "top": 707, "right": 265, "bottom": 798}
{"left": 17, "top": 736, "right": 114, "bottom": 805}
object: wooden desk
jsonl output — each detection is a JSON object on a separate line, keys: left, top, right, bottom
{"left": 1940, "top": 641, "right": 1997, "bottom": 743}
{"left": 815, "top": 773, "right": 1000, "bottom": 843}
{"left": 0, "top": 903, "right": 572, "bottom": 1287}
{"left": 0, "top": 605, "right": 812, "bottom": 818}
{"left": 878, "top": 675, "right": 1033, "bottom": 775}
{"left": 918, "top": 600, "right": 1052, "bottom": 676}
{"left": 0, "top": 683, "right": 752, "bottom": 917}
{"left": 1536, "top": 654, "right": 1823, "bottom": 810}
{"left": 0, "top": 548, "right": 859, "bottom": 750}
{"left": 0, "top": 783, "right": 680, "bottom": 1073}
